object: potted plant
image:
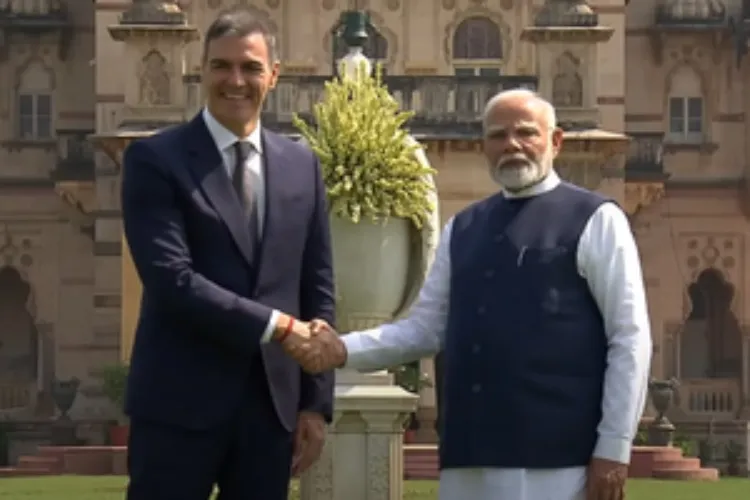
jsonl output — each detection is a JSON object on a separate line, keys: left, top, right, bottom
{"left": 725, "top": 440, "right": 744, "bottom": 476}
{"left": 293, "top": 65, "right": 439, "bottom": 333}
{"left": 391, "top": 361, "right": 433, "bottom": 443}
{"left": 100, "top": 363, "right": 129, "bottom": 446}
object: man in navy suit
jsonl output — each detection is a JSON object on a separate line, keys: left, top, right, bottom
{"left": 120, "top": 7, "right": 335, "bottom": 500}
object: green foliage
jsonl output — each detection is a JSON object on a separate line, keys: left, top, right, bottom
{"left": 99, "top": 364, "right": 128, "bottom": 413}
{"left": 391, "top": 361, "right": 433, "bottom": 394}
{"left": 673, "top": 434, "right": 696, "bottom": 457}
{"left": 293, "top": 64, "right": 436, "bottom": 228}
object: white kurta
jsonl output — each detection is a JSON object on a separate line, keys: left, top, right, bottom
{"left": 342, "top": 172, "right": 653, "bottom": 500}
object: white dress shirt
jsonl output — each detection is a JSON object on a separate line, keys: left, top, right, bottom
{"left": 201, "top": 108, "right": 278, "bottom": 342}
{"left": 342, "top": 171, "right": 653, "bottom": 500}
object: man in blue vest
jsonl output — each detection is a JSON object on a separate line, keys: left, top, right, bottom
{"left": 287, "top": 89, "right": 652, "bottom": 500}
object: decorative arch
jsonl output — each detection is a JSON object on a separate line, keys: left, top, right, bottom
{"left": 663, "top": 62, "right": 711, "bottom": 142}
{"left": 680, "top": 267, "right": 743, "bottom": 379}
{"left": 443, "top": 6, "right": 512, "bottom": 63}
{"left": 138, "top": 50, "right": 171, "bottom": 106}
{"left": 14, "top": 57, "right": 55, "bottom": 92}
{"left": 452, "top": 16, "right": 502, "bottom": 60}
{"left": 0, "top": 265, "right": 40, "bottom": 412}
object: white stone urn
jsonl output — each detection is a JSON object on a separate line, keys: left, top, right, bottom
{"left": 301, "top": 135, "right": 440, "bottom": 335}
{"left": 330, "top": 136, "right": 440, "bottom": 334}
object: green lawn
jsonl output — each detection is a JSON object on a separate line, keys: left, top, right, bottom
{"left": 0, "top": 476, "right": 747, "bottom": 499}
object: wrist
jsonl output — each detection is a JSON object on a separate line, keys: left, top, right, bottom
{"left": 273, "top": 313, "right": 294, "bottom": 341}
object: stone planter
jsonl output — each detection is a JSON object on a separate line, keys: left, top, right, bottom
{"left": 330, "top": 215, "right": 414, "bottom": 332}
{"left": 647, "top": 378, "right": 679, "bottom": 446}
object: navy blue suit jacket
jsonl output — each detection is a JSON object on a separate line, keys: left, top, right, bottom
{"left": 120, "top": 113, "right": 335, "bottom": 432}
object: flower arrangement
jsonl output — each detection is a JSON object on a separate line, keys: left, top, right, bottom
{"left": 292, "top": 65, "right": 436, "bottom": 228}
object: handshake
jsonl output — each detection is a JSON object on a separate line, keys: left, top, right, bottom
{"left": 274, "top": 315, "right": 347, "bottom": 373}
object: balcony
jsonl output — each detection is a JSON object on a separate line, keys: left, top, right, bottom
{"left": 674, "top": 378, "right": 742, "bottom": 421}
{"left": 625, "top": 132, "right": 667, "bottom": 181}
{"left": 655, "top": 1, "right": 727, "bottom": 28}
{"left": 53, "top": 130, "right": 95, "bottom": 182}
{"left": 0, "top": 0, "right": 72, "bottom": 59}
{"left": 257, "top": 74, "right": 538, "bottom": 138}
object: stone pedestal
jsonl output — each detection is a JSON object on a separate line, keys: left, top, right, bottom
{"left": 300, "top": 369, "right": 419, "bottom": 500}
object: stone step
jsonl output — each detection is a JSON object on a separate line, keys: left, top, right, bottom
{"left": 652, "top": 467, "right": 720, "bottom": 481}
{"left": 0, "top": 467, "right": 56, "bottom": 478}
{"left": 17, "top": 455, "right": 61, "bottom": 472}
{"left": 653, "top": 457, "right": 701, "bottom": 471}
{"left": 404, "top": 445, "right": 439, "bottom": 480}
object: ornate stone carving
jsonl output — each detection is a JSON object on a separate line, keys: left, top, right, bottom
{"left": 500, "top": 0, "right": 514, "bottom": 9}
{"left": 348, "top": 0, "right": 369, "bottom": 9}
{"left": 207, "top": 0, "right": 222, "bottom": 8}
{"left": 266, "top": 0, "right": 280, "bottom": 8}
{"left": 552, "top": 51, "right": 583, "bottom": 108}
{"left": 624, "top": 183, "right": 665, "bottom": 216}
{"left": 385, "top": 0, "right": 399, "bottom": 11}
{"left": 138, "top": 50, "right": 171, "bottom": 105}
{"left": 441, "top": 0, "right": 456, "bottom": 9}
{"left": 681, "top": 233, "right": 743, "bottom": 284}
{"left": 322, "top": 0, "right": 336, "bottom": 10}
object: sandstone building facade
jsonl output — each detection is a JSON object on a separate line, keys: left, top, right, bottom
{"left": 0, "top": 0, "right": 748, "bottom": 454}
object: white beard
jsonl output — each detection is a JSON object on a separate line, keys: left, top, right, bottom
{"left": 490, "top": 151, "right": 552, "bottom": 192}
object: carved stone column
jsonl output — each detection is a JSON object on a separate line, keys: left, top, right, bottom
{"left": 414, "top": 357, "right": 438, "bottom": 443}
{"left": 300, "top": 381, "right": 418, "bottom": 500}
{"left": 522, "top": 0, "right": 629, "bottom": 201}
{"left": 91, "top": 1, "right": 198, "bottom": 362}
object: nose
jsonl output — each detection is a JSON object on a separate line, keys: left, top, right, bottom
{"left": 502, "top": 134, "right": 522, "bottom": 153}
{"left": 226, "top": 65, "right": 245, "bottom": 87}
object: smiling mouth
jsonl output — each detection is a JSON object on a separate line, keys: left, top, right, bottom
{"left": 220, "top": 92, "right": 252, "bottom": 101}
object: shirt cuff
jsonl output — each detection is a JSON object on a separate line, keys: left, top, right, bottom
{"left": 341, "top": 333, "right": 368, "bottom": 370}
{"left": 260, "top": 310, "right": 280, "bottom": 344}
{"left": 593, "top": 436, "right": 633, "bottom": 464}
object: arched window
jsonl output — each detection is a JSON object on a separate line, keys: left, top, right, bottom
{"left": 16, "top": 60, "right": 53, "bottom": 139}
{"left": 666, "top": 66, "right": 704, "bottom": 143}
{"left": 451, "top": 16, "right": 502, "bottom": 76}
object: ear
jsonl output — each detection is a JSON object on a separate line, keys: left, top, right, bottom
{"left": 550, "top": 127, "right": 564, "bottom": 157}
{"left": 268, "top": 60, "right": 280, "bottom": 90}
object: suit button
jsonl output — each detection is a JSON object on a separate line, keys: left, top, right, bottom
{"left": 477, "top": 306, "right": 486, "bottom": 315}
{"left": 472, "top": 384, "right": 482, "bottom": 393}
{"left": 484, "top": 270, "right": 494, "bottom": 278}
{"left": 472, "top": 344, "right": 481, "bottom": 354}
{"left": 494, "top": 234, "right": 503, "bottom": 242}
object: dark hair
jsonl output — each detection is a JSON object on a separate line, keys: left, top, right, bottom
{"left": 203, "top": 6, "right": 278, "bottom": 63}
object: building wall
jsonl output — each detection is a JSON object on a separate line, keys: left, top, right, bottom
{"left": 1, "top": 0, "right": 748, "bottom": 419}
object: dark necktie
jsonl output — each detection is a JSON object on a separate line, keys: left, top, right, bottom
{"left": 232, "top": 141, "right": 254, "bottom": 217}
{"left": 232, "top": 141, "right": 261, "bottom": 245}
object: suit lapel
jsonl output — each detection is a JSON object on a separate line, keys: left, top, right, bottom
{"left": 185, "top": 114, "right": 256, "bottom": 267}
{"left": 256, "top": 130, "right": 285, "bottom": 272}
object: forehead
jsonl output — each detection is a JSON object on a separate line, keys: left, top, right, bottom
{"left": 485, "top": 98, "right": 548, "bottom": 130}
{"left": 205, "top": 33, "right": 269, "bottom": 62}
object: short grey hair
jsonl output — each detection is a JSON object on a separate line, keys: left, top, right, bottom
{"left": 482, "top": 89, "right": 557, "bottom": 132}
{"left": 203, "top": 6, "right": 278, "bottom": 63}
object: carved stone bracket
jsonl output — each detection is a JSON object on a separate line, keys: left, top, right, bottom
{"left": 54, "top": 181, "right": 96, "bottom": 238}
{"left": 624, "top": 182, "right": 666, "bottom": 217}
{"left": 648, "top": 27, "right": 729, "bottom": 66}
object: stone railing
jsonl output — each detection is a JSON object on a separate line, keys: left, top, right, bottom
{"left": 0, "top": 0, "right": 65, "bottom": 16}
{"left": 0, "top": 382, "right": 32, "bottom": 412}
{"left": 183, "top": 74, "right": 538, "bottom": 137}
{"left": 676, "top": 378, "right": 741, "bottom": 419}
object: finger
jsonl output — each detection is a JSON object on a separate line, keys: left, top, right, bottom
{"left": 308, "top": 319, "right": 329, "bottom": 334}
{"left": 295, "top": 440, "right": 322, "bottom": 475}
{"left": 585, "top": 479, "right": 597, "bottom": 500}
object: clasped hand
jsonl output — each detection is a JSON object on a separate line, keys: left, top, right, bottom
{"left": 280, "top": 319, "right": 346, "bottom": 373}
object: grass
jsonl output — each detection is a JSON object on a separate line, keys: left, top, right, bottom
{"left": 0, "top": 476, "right": 747, "bottom": 499}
